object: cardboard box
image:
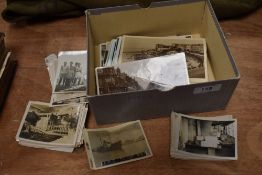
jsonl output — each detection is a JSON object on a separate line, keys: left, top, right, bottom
{"left": 86, "top": 0, "right": 240, "bottom": 124}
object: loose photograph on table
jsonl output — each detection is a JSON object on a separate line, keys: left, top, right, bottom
{"left": 16, "top": 101, "right": 81, "bottom": 146}
{"left": 53, "top": 53, "right": 87, "bottom": 93}
{"left": 83, "top": 120, "right": 152, "bottom": 170}
{"left": 177, "top": 114, "right": 237, "bottom": 159}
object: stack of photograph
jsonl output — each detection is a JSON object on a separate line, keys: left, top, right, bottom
{"left": 82, "top": 120, "right": 153, "bottom": 170}
{"left": 0, "top": 32, "right": 16, "bottom": 109}
{"left": 170, "top": 112, "right": 237, "bottom": 160}
{"left": 96, "top": 34, "right": 214, "bottom": 95}
{"left": 45, "top": 51, "right": 88, "bottom": 106}
{"left": 16, "top": 101, "right": 88, "bottom": 152}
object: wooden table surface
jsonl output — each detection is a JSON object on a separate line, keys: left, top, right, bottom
{"left": 0, "top": 2, "right": 261, "bottom": 175}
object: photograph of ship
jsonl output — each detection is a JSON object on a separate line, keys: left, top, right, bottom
{"left": 178, "top": 116, "right": 236, "bottom": 158}
{"left": 18, "top": 102, "right": 80, "bottom": 144}
{"left": 96, "top": 67, "right": 166, "bottom": 95}
{"left": 122, "top": 43, "right": 205, "bottom": 79}
{"left": 85, "top": 121, "right": 152, "bottom": 169}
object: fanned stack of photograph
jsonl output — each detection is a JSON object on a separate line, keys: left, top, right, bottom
{"left": 170, "top": 112, "right": 237, "bottom": 160}
{"left": 45, "top": 51, "right": 88, "bottom": 106}
{"left": 96, "top": 34, "right": 212, "bottom": 95}
{"left": 82, "top": 120, "right": 153, "bottom": 170}
{"left": 16, "top": 101, "right": 88, "bottom": 152}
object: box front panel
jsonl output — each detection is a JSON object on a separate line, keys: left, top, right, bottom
{"left": 89, "top": 79, "right": 239, "bottom": 124}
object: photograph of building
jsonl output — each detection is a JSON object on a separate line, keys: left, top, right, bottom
{"left": 178, "top": 116, "right": 236, "bottom": 157}
{"left": 19, "top": 103, "right": 79, "bottom": 144}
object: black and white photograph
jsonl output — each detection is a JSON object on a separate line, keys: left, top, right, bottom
{"left": 119, "top": 36, "right": 208, "bottom": 83}
{"left": 83, "top": 121, "right": 152, "bottom": 170}
{"left": 51, "top": 92, "right": 87, "bottom": 106}
{"left": 53, "top": 52, "right": 87, "bottom": 93}
{"left": 16, "top": 102, "right": 81, "bottom": 146}
{"left": 172, "top": 113, "right": 237, "bottom": 160}
{"left": 99, "top": 42, "right": 110, "bottom": 66}
{"left": 95, "top": 66, "right": 168, "bottom": 95}
{"left": 96, "top": 53, "right": 189, "bottom": 95}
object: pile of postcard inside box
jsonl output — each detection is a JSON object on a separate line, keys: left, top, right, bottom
{"left": 95, "top": 34, "right": 212, "bottom": 95}
{"left": 16, "top": 51, "right": 88, "bottom": 152}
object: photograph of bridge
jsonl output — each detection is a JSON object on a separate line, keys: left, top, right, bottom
{"left": 18, "top": 102, "right": 80, "bottom": 145}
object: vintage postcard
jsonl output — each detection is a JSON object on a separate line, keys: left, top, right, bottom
{"left": 99, "top": 42, "right": 111, "bottom": 66}
{"left": 95, "top": 66, "right": 169, "bottom": 95}
{"left": 118, "top": 35, "right": 208, "bottom": 83}
{"left": 83, "top": 120, "right": 152, "bottom": 170}
{"left": 50, "top": 92, "right": 87, "bottom": 106}
{"left": 16, "top": 101, "right": 82, "bottom": 146}
{"left": 53, "top": 51, "right": 87, "bottom": 93}
{"left": 95, "top": 53, "right": 189, "bottom": 95}
{"left": 171, "top": 112, "right": 237, "bottom": 160}
{"left": 112, "top": 36, "right": 122, "bottom": 65}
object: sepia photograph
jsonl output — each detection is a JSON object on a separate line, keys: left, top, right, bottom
{"left": 53, "top": 53, "right": 87, "bottom": 93}
{"left": 16, "top": 102, "right": 81, "bottom": 145}
{"left": 119, "top": 35, "right": 208, "bottom": 83}
{"left": 177, "top": 115, "right": 237, "bottom": 158}
{"left": 83, "top": 121, "right": 152, "bottom": 169}
{"left": 51, "top": 92, "right": 87, "bottom": 106}
{"left": 96, "top": 53, "right": 189, "bottom": 95}
{"left": 95, "top": 66, "right": 168, "bottom": 95}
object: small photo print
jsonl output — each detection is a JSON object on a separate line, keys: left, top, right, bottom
{"left": 178, "top": 115, "right": 237, "bottom": 158}
{"left": 54, "top": 53, "right": 87, "bottom": 93}
{"left": 84, "top": 121, "right": 152, "bottom": 169}
{"left": 17, "top": 102, "right": 81, "bottom": 145}
{"left": 51, "top": 92, "right": 87, "bottom": 106}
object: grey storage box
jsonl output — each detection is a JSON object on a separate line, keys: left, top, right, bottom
{"left": 86, "top": 0, "right": 240, "bottom": 124}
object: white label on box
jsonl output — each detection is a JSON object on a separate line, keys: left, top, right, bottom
{"left": 193, "top": 84, "right": 222, "bottom": 94}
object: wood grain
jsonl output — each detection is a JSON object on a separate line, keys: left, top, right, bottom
{"left": 0, "top": 2, "right": 261, "bottom": 174}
